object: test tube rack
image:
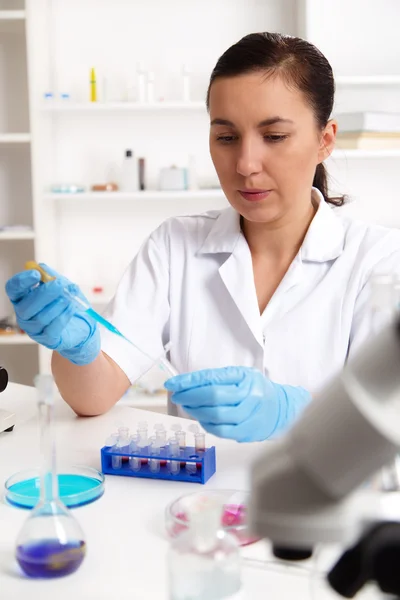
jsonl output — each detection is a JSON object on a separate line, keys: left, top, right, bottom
{"left": 100, "top": 444, "right": 216, "bottom": 484}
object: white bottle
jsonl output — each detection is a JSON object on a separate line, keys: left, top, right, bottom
{"left": 182, "top": 64, "right": 191, "bottom": 102}
{"left": 167, "top": 495, "right": 242, "bottom": 600}
{"left": 137, "top": 62, "right": 146, "bottom": 103}
{"left": 147, "top": 71, "right": 155, "bottom": 103}
{"left": 121, "top": 150, "right": 139, "bottom": 192}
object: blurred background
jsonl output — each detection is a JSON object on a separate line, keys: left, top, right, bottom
{"left": 1, "top": 0, "right": 400, "bottom": 395}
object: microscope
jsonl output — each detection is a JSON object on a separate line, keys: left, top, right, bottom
{"left": 0, "top": 366, "right": 15, "bottom": 433}
{"left": 250, "top": 317, "right": 400, "bottom": 598}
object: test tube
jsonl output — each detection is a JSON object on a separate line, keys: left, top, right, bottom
{"left": 137, "top": 421, "right": 148, "bottom": 443}
{"left": 129, "top": 434, "right": 141, "bottom": 472}
{"left": 168, "top": 437, "right": 180, "bottom": 475}
{"left": 154, "top": 423, "right": 167, "bottom": 446}
{"left": 105, "top": 432, "right": 118, "bottom": 447}
{"left": 171, "top": 424, "right": 186, "bottom": 468}
{"left": 112, "top": 426, "right": 130, "bottom": 470}
{"left": 189, "top": 424, "right": 206, "bottom": 452}
{"left": 137, "top": 426, "right": 150, "bottom": 465}
{"left": 171, "top": 424, "right": 186, "bottom": 448}
{"left": 149, "top": 439, "right": 161, "bottom": 473}
{"left": 185, "top": 424, "right": 197, "bottom": 473}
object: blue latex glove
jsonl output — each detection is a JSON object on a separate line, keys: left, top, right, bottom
{"left": 164, "top": 366, "right": 311, "bottom": 442}
{"left": 5, "top": 264, "right": 100, "bottom": 366}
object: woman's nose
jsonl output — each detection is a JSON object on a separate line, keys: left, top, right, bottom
{"left": 236, "top": 140, "right": 263, "bottom": 177}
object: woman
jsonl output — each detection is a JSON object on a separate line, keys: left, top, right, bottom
{"left": 6, "top": 33, "right": 400, "bottom": 442}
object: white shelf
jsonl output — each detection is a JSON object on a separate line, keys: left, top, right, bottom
{"left": 0, "top": 230, "right": 34, "bottom": 240}
{"left": 0, "top": 10, "right": 26, "bottom": 20}
{"left": 41, "top": 101, "right": 206, "bottom": 113}
{"left": 0, "top": 133, "right": 31, "bottom": 144}
{"left": 336, "top": 75, "right": 400, "bottom": 86}
{"left": 0, "top": 10, "right": 25, "bottom": 32}
{"left": 45, "top": 189, "right": 224, "bottom": 201}
{"left": 331, "top": 149, "right": 400, "bottom": 159}
{"left": 0, "top": 335, "right": 36, "bottom": 346}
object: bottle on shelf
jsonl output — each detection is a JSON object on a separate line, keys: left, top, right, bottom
{"left": 182, "top": 64, "right": 191, "bottom": 102}
{"left": 147, "top": 72, "right": 155, "bottom": 104}
{"left": 136, "top": 62, "right": 146, "bottom": 103}
{"left": 90, "top": 67, "right": 97, "bottom": 102}
{"left": 121, "top": 150, "right": 139, "bottom": 192}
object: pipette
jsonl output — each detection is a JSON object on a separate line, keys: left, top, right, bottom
{"left": 25, "top": 261, "right": 178, "bottom": 378}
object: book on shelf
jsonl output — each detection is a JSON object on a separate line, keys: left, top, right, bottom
{"left": 335, "top": 132, "right": 400, "bottom": 150}
{"left": 335, "top": 112, "right": 400, "bottom": 133}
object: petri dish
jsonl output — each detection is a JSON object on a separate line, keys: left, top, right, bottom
{"left": 5, "top": 465, "right": 104, "bottom": 509}
{"left": 165, "top": 489, "right": 260, "bottom": 547}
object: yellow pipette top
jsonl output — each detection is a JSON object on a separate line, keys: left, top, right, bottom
{"left": 25, "top": 261, "right": 55, "bottom": 283}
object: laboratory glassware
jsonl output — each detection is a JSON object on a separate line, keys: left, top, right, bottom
{"left": 15, "top": 375, "right": 86, "bottom": 578}
{"left": 167, "top": 493, "right": 242, "bottom": 600}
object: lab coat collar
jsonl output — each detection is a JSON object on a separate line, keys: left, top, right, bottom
{"left": 301, "top": 188, "right": 345, "bottom": 262}
{"left": 198, "top": 206, "right": 241, "bottom": 254}
{"left": 198, "top": 187, "right": 345, "bottom": 262}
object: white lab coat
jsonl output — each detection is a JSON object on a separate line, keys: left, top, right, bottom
{"left": 101, "top": 188, "right": 400, "bottom": 410}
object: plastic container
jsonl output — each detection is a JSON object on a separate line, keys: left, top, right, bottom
{"left": 5, "top": 465, "right": 104, "bottom": 509}
{"left": 165, "top": 489, "right": 260, "bottom": 547}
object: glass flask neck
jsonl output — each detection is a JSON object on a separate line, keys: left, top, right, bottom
{"left": 38, "top": 400, "right": 60, "bottom": 503}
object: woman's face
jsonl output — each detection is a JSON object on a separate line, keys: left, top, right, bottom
{"left": 209, "top": 72, "right": 336, "bottom": 224}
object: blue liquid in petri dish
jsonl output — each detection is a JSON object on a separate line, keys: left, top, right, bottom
{"left": 7, "top": 473, "right": 103, "bottom": 509}
{"left": 16, "top": 539, "right": 86, "bottom": 578}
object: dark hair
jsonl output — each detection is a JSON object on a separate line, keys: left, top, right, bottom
{"left": 206, "top": 32, "right": 345, "bottom": 207}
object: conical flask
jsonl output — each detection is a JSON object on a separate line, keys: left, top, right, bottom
{"left": 15, "top": 374, "right": 86, "bottom": 578}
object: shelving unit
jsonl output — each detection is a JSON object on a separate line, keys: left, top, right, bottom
{"left": 0, "top": 0, "right": 39, "bottom": 385}
{"left": 335, "top": 75, "right": 400, "bottom": 86}
{"left": 331, "top": 149, "right": 400, "bottom": 159}
{"left": 0, "top": 230, "right": 34, "bottom": 240}
{"left": 0, "top": 10, "right": 26, "bottom": 20}
{"left": 45, "top": 189, "right": 224, "bottom": 202}
{"left": 41, "top": 101, "right": 206, "bottom": 113}
{"left": 0, "top": 133, "right": 30, "bottom": 143}
{"left": 0, "top": 10, "right": 25, "bottom": 33}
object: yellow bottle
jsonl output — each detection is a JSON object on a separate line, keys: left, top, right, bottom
{"left": 90, "top": 67, "right": 97, "bottom": 102}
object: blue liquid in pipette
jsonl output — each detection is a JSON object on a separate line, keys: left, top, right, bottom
{"left": 85, "top": 307, "right": 134, "bottom": 346}
{"left": 83, "top": 306, "right": 162, "bottom": 366}
{"left": 71, "top": 298, "right": 177, "bottom": 375}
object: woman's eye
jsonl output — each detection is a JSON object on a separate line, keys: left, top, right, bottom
{"left": 264, "top": 134, "right": 288, "bottom": 143}
{"left": 216, "top": 135, "right": 237, "bottom": 144}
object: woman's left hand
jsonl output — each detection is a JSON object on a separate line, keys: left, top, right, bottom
{"left": 164, "top": 366, "right": 311, "bottom": 442}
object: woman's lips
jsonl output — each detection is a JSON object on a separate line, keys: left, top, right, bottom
{"left": 238, "top": 189, "right": 272, "bottom": 202}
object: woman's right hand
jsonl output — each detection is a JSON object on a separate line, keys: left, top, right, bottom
{"left": 5, "top": 265, "right": 100, "bottom": 365}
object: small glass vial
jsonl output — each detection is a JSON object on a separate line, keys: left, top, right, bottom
{"left": 111, "top": 427, "right": 130, "bottom": 470}
{"left": 129, "top": 434, "right": 141, "bottom": 472}
{"left": 167, "top": 495, "right": 242, "bottom": 600}
{"left": 168, "top": 437, "right": 180, "bottom": 475}
{"left": 149, "top": 439, "right": 161, "bottom": 473}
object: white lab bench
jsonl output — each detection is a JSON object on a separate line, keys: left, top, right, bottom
{"left": 0, "top": 383, "right": 376, "bottom": 600}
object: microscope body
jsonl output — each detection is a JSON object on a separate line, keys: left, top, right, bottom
{"left": 0, "top": 366, "right": 15, "bottom": 433}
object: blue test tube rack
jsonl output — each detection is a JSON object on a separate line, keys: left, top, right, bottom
{"left": 100, "top": 444, "right": 216, "bottom": 484}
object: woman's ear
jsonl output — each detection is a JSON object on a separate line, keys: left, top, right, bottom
{"left": 318, "top": 119, "right": 337, "bottom": 163}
